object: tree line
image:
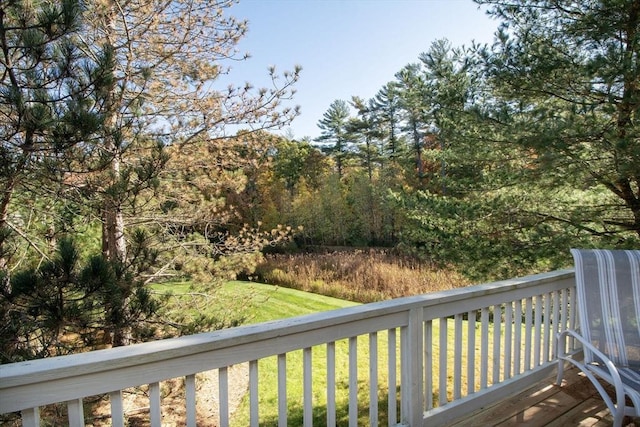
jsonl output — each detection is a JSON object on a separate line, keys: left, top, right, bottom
{"left": 1, "top": 0, "right": 638, "bottom": 362}
{"left": 255, "top": 0, "right": 639, "bottom": 280}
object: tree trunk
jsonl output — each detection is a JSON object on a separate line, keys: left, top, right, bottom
{"left": 412, "top": 121, "right": 423, "bottom": 179}
{"left": 0, "top": 178, "right": 15, "bottom": 271}
{"left": 615, "top": 2, "right": 640, "bottom": 238}
{"left": 99, "top": 0, "right": 127, "bottom": 264}
{"left": 101, "top": 156, "right": 127, "bottom": 263}
{"left": 100, "top": 0, "right": 130, "bottom": 346}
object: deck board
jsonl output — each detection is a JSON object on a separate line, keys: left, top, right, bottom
{"left": 453, "top": 367, "right": 639, "bottom": 427}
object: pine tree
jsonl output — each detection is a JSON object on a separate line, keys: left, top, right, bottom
{"left": 0, "top": 0, "right": 108, "bottom": 270}
{"left": 396, "top": 64, "right": 429, "bottom": 180}
{"left": 1, "top": 0, "right": 302, "bottom": 350}
{"left": 349, "top": 96, "right": 384, "bottom": 181}
{"left": 71, "top": 0, "right": 300, "bottom": 345}
{"left": 78, "top": 0, "right": 301, "bottom": 265}
{"left": 371, "top": 82, "right": 403, "bottom": 163}
{"left": 316, "top": 100, "right": 352, "bottom": 179}
{"left": 477, "top": 0, "right": 640, "bottom": 239}
{"left": 418, "top": 39, "right": 477, "bottom": 195}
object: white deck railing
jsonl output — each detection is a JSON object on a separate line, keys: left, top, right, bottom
{"left": 0, "top": 269, "right": 578, "bottom": 427}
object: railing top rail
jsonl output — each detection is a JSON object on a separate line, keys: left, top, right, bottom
{"left": 0, "top": 269, "right": 574, "bottom": 393}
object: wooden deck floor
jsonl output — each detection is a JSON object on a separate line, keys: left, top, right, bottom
{"left": 452, "top": 367, "right": 639, "bottom": 427}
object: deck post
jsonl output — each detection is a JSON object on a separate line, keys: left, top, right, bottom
{"left": 404, "top": 307, "right": 424, "bottom": 426}
{"left": 21, "top": 407, "right": 40, "bottom": 427}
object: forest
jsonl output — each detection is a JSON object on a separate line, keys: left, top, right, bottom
{"left": 1, "top": 0, "right": 639, "bottom": 364}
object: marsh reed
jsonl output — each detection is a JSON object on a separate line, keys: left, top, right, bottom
{"left": 254, "top": 249, "right": 470, "bottom": 303}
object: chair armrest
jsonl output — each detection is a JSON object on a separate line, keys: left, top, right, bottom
{"left": 557, "top": 329, "right": 627, "bottom": 411}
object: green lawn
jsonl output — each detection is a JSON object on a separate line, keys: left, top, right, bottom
{"left": 222, "top": 281, "right": 360, "bottom": 324}
{"left": 154, "top": 281, "right": 393, "bottom": 425}
{"left": 153, "top": 281, "right": 512, "bottom": 426}
{"left": 153, "top": 280, "right": 358, "bottom": 325}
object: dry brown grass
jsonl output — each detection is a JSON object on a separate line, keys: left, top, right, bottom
{"left": 254, "top": 249, "right": 470, "bottom": 303}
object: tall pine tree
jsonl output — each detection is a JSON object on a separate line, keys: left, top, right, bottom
{"left": 316, "top": 99, "right": 352, "bottom": 179}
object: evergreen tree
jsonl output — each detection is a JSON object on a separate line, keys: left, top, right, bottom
{"left": 346, "top": 97, "right": 385, "bottom": 243}
{"left": 398, "top": 1, "right": 640, "bottom": 280}
{"left": 0, "top": 0, "right": 108, "bottom": 270}
{"left": 1, "top": 0, "right": 302, "bottom": 353}
{"left": 77, "top": 0, "right": 300, "bottom": 266}
{"left": 316, "top": 99, "right": 352, "bottom": 179}
{"left": 0, "top": 237, "right": 159, "bottom": 362}
{"left": 418, "top": 39, "right": 478, "bottom": 195}
{"left": 477, "top": 0, "right": 640, "bottom": 240}
{"left": 395, "top": 64, "right": 429, "bottom": 180}
{"left": 371, "top": 82, "right": 403, "bottom": 163}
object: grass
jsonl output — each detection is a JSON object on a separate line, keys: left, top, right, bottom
{"left": 227, "top": 314, "right": 518, "bottom": 426}
{"left": 230, "top": 330, "right": 400, "bottom": 426}
{"left": 222, "top": 281, "right": 359, "bottom": 324}
{"left": 153, "top": 280, "right": 358, "bottom": 325}
{"left": 154, "top": 280, "right": 379, "bottom": 425}
{"left": 152, "top": 282, "right": 510, "bottom": 426}
{"left": 152, "top": 263, "right": 520, "bottom": 426}
{"left": 13, "top": 257, "right": 508, "bottom": 427}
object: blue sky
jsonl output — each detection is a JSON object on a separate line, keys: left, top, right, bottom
{"left": 225, "top": 0, "right": 500, "bottom": 140}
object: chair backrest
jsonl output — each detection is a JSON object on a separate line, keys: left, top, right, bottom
{"left": 571, "top": 249, "right": 640, "bottom": 368}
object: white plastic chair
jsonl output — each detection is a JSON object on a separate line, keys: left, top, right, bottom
{"left": 557, "top": 248, "right": 640, "bottom": 427}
